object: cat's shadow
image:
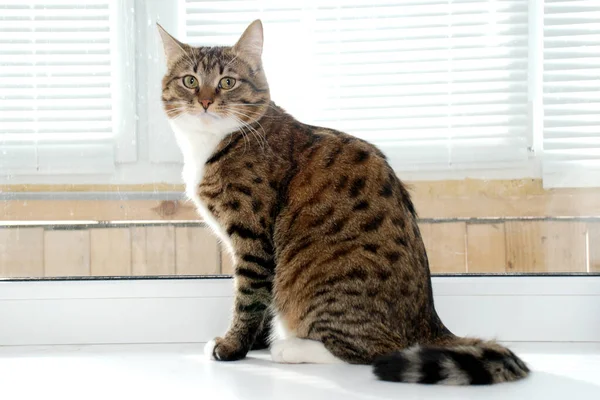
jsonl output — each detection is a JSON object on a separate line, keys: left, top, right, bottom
{"left": 200, "top": 351, "right": 600, "bottom": 400}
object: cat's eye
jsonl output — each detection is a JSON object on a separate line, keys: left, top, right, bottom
{"left": 182, "top": 75, "right": 198, "bottom": 89}
{"left": 219, "top": 77, "right": 236, "bottom": 90}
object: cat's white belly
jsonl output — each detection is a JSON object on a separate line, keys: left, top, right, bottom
{"left": 272, "top": 312, "right": 296, "bottom": 340}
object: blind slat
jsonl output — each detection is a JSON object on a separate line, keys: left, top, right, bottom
{"left": 185, "top": 0, "right": 529, "bottom": 168}
{"left": 542, "top": 0, "right": 600, "bottom": 187}
{"left": 0, "top": 0, "right": 116, "bottom": 172}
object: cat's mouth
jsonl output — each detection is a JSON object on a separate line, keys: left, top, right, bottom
{"left": 193, "top": 110, "right": 221, "bottom": 120}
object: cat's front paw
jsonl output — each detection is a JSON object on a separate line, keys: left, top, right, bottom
{"left": 204, "top": 336, "right": 248, "bottom": 361}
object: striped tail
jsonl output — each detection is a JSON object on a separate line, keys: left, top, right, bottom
{"left": 373, "top": 337, "right": 529, "bottom": 385}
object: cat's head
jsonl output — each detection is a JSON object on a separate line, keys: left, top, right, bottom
{"left": 157, "top": 20, "right": 270, "bottom": 135}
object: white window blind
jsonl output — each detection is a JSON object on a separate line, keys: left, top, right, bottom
{"left": 542, "top": 0, "right": 600, "bottom": 188}
{"left": 183, "top": 0, "right": 530, "bottom": 171}
{"left": 0, "top": 0, "right": 117, "bottom": 174}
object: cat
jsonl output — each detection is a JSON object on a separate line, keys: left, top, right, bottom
{"left": 157, "top": 20, "right": 529, "bottom": 385}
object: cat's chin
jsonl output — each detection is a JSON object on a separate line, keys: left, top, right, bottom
{"left": 169, "top": 112, "right": 242, "bottom": 138}
{"left": 194, "top": 110, "right": 222, "bottom": 120}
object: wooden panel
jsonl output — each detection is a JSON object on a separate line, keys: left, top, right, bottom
{"left": 221, "top": 247, "right": 235, "bottom": 275}
{"left": 90, "top": 228, "right": 131, "bottom": 276}
{"left": 506, "top": 221, "right": 587, "bottom": 273}
{"left": 505, "top": 221, "right": 544, "bottom": 273}
{"left": 411, "top": 179, "right": 600, "bottom": 219}
{"left": 543, "top": 222, "right": 587, "bottom": 272}
{"left": 466, "top": 223, "right": 506, "bottom": 273}
{"left": 587, "top": 223, "right": 600, "bottom": 273}
{"left": 131, "top": 226, "right": 175, "bottom": 276}
{"left": 419, "top": 222, "right": 467, "bottom": 273}
{"left": 2, "top": 200, "right": 198, "bottom": 222}
{"left": 44, "top": 230, "right": 90, "bottom": 277}
{"left": 1, "top": 184, "right": 184, "bottom": 193}
{"left": 0, "top": 220, "right": 594, "bottom": 277}
{"left": 2, "top": 180, "right": 600, "bottom": 221}
{"left": 175, "top": 227, "right": 219, "bottom": 275}
{"left": 0, "top": 228, "right": 44, "bottom": 278}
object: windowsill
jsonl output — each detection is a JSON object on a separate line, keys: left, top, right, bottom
{"left": 0, "top": 342, "right": 599, "bottom": 399}
{"left": 1, "top": 276, "right": 599, "bottom": 345}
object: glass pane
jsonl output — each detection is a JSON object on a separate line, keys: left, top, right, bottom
{"left": 1, "top": 1, "right": 598, "bottom": 279}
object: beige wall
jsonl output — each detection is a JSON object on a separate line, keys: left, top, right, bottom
{"left": 1, "top": 179, "right": 599, "bottom": 277}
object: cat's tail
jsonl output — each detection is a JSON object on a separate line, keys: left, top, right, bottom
{"left": 372, "top": 336, "right": 529, "bottom": 385}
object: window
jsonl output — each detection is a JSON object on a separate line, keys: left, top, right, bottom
{"left": 0, "top": 0, "right": 597, "bottom": 278}
{"left": 542, "top": 0, "right": 600, "bottom": 188}
{"left": 183, "top": 0, "right": 531, "bottom": 172}
{"left": 0, "top": 0, "right": 136, "bottom": 177}
{"left": 0, "top": 0, "right": 598, "bottom": 345}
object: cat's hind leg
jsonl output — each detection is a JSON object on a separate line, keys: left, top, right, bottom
{"left": 270, "top": 338, "right": 344, "bottom": 364}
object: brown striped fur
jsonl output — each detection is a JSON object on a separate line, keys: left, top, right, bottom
{"left": 158, "top": 20, "right": 529, "bottom": 385}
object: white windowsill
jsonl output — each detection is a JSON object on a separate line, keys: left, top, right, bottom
{"left": 1, "top": 342, "right": 599, "bottom": 400}
{"left": 1, "top": 276, "right": 599, "bottom": 346}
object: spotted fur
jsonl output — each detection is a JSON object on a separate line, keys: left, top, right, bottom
{"left": 158, "top": 20, "right": 529, "bottom": 385}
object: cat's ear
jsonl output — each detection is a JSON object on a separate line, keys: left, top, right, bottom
{"left": 157, "top": 23, "right": 187, "bottom": 64}
{"left": 233, "top": 20, "right": 263, "bottom": 64}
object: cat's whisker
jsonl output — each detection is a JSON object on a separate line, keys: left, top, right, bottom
{"left": 224, "top": 109, "right": 287, "bottom": 162}
{"left": 224, "top": 107, "right": 275, "bottom": 122}
{"left": 232, "top": 113, "right": 269, "bottom": 152}
{"left": 226, "top": 109, "right": 269, "bottom": 152}
{"left": 228, "top": 114, "right": 250, "bottom": 155}
{"left": 224, "top": 52, "right": 240, "bottom": 69}
{"left": 232, "top": 103, "right": 287, "bottom": 118}
{"left": 228, "top": 113, "right": 265, "bottom": 154}
{"left": 224, "top": 105, "right": 282, "bottom": 119}
{"left": 235, "top": 114, "right": 265, "bottom": 154}
{"left": 228, "top": 110, "right": 272, "bottom": 151}
{"left": 165, "top": 110, "right": 188, "bottom": 117}
{"left": 165, "top": 107, "right": 189, "bottom": 117}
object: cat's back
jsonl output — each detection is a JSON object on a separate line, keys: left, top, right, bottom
{"left": 277, "top": 124, "right": 418, "bottom": 249}
{"left": 273, "top": 123, "right": 435, "bottom": 342}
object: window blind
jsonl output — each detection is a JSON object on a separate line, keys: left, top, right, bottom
{"left": 0, "top": 0, "right": 115, "bottom": 174}
{"left": 183, "top": 0, "right": 530, "bottom": 171}
{"left": 542, "top": 0, "right": 600, "bottom": 188}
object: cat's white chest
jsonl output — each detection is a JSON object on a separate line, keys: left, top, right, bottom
{"left": 182, "top": 158, "right": 228, "bottom": 245}
{"left": 169, "top": 114, "right": 240, "bottom": 252}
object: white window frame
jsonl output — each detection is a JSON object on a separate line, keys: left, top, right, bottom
{"left": 1, "top": 276, "right": 599, "bottom": 345}
{"left": 111, "top": 0, "right": 138, "bottom": 164}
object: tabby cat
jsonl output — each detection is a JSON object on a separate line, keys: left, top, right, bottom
{"left": 158, "top": 20, "right": 529, "bottom": 385}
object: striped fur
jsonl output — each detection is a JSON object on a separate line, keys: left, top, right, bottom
{"left": 157, "top": 20, "right": 530, "bottom": 385}
{"left": 374, "top": 338, "right": 530, "bottom": 385}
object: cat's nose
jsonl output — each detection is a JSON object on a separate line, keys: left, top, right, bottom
{"left": 200, "top": 99, "right": 213, "bottom": 110}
